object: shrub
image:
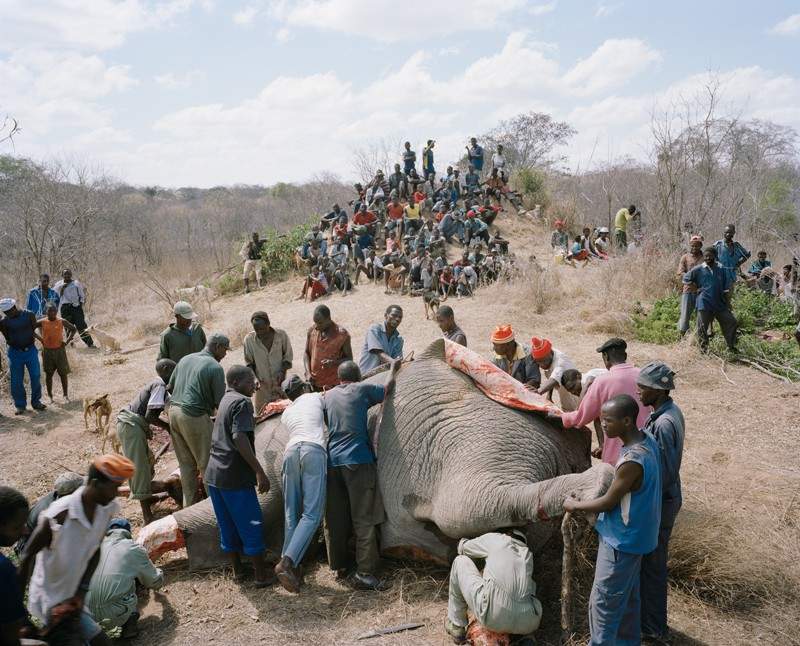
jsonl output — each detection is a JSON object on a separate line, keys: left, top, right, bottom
{"left": 514, "top": 167, "right": 550, "bottom": 209}
{"left": 216, "top": 272, "right": 243, "bottom": 296}
{"left": 633, "top": 292, "right": 681, "bottom": 344}
{"left": 259, "top": 222, "right": 311, "bottom": 280}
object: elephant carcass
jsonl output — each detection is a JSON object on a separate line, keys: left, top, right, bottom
{"left": 150, "top": 339, "right": 612, "bottom": 569}
{"left": 376, "top": 339, "right": 612, "bottom": 562}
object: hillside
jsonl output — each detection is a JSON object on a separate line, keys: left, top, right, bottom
{"left": 1, "top": 214, "right": 799, "bottom": 645}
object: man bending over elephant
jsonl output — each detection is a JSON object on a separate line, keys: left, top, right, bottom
{"left": 323, "top": 359, "right": 401, "bottom": 591}
{"left": 444, "top": 529, "right": 542, "bottom": 644}
{"left": 490, "top": 324, "right": 540, "bottom": 388}
{"left": 531, "top": 337, "right": 579, "bottom": 411}
{"left": 358, "top": 305, "right": 404, "bottom": 375}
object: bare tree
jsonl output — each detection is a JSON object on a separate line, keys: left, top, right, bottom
{"left": 351, "top": 137, "right": 403, "bottom": 184}
{"left": 479, "top": 112, "right": 576, "bottom": 171}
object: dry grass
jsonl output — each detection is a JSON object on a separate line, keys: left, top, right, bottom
{"left": 2, "top": 214, "right": 799, "bottom": 645}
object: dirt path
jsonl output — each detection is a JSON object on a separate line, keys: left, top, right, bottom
{"left": 2, "top": 215, "right": 798, "bottom": 645}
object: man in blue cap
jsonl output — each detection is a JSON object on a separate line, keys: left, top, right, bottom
{"left": 636, "top": 361, "right": 685, "bottom": 644}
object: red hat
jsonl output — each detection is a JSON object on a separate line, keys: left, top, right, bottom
{"left": 93, "top": 454, "right": 135, "bottom": 482}
{"left": 530, "top": 337, "right": 552, "bottom": 361}
{"left": 467, "top": 210, "right": 477, "bottom": 219}
{"left": 491, "top": 324, "right": 514, "bottom": 344}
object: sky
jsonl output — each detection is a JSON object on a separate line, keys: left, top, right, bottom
{"left": 1, "top": 0, "right": 799, "bottom": 188}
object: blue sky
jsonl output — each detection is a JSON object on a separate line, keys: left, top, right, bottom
{"left": 1, "top": 0, "right": 799, "bottom": 187}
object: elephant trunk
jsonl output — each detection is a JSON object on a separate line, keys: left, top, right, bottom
{"left": 508, "top": 463, "right": 615, "bottom": 524}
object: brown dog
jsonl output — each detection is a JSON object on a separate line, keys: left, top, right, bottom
{"left": 84, "top": 394, "right": 113, "bottom": 449}
{"left": 422, "top": 290, "right": 441, "bottom": 320}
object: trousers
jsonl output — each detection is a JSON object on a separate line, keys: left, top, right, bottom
{"left": 324, "top": 462, "right": 384, "bottom": 575}
{"left": 640, "top": 498, "right": 681, "bottom": 637}
{"left": 447, "top": 555, "right": 542, "bottom": 635}
{"left": 169, "top": 406, "right": 212, "bottom": 506}
{"left": 281, "top": 442, "right": 327, "bottom": 565}
{"left": 60, "top": 303, "right": 94, "bottom": 347}
{"left": 677, "top": 292, "right": 697, "bottom": 334}
{"left": 696, "top": 308, "right": 737, "bottom": 351}
{"left": 589, "top": 538, "right": 642, "bottom": 646}
{"left": 8, "top": 345, "right": 42, "bottom": 409}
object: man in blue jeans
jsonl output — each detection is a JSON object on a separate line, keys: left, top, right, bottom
{"left": 274, "top": 377, "right": 326, "bottom": 593}
{"left": 0, "top": 298, "right": 46, "bottom": 415}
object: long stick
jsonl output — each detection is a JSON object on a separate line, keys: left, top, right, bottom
{"left": 561, "top": 512, "right": 575, "bottom": 640}
{"left": 735, "top": 357, "right": 791, "bottom": 383}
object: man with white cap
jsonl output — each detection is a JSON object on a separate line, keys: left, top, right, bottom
{"left": 167, "top": 333, "right": 229, "bottom": 506}
{"left": 158, "top": 301, "right": 207, "bottom": 364}
{"left": 0, "top": 298, "right": 46, "bottom": 414}
{"left": 636, "top": 361, "right": 685, "bottom": 644}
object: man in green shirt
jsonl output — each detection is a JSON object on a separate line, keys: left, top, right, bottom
{"left": 158, "top": 301, "right": 207, "bottom": 364}
{"left": 167, "top": 333, "right": 228, "bottom": 506}
{"left": 614, "top": 204, "right": 638, "bottom": 252}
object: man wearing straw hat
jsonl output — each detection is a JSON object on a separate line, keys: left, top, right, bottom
{"left": 490, "top": 325, "right": 540, "bottom": 389}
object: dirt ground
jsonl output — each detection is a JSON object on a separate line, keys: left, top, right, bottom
{"left": 1, "top": 216, "right": 799, "bottom": 645}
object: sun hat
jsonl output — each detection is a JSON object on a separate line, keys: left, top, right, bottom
{"left": 530, "top": 337, "right": 553, "bottom": 361}
{"left": 491, "top": 324, "right": 514, "bottom": 344}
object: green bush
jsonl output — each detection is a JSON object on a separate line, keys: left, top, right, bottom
{"left": 259, "top": 222, "right": 310, "bottom": 280}
{"left": 216, "top": 272, "right": 243, "bottom": 296}
{"left": 633, "top": 292, "right": 682, "bottom": 344}
{"left": 514, "top": 168, "right": 550, "bottom": 208}
{"left": 634, "top": 285, "right": 800, "bottom": 381}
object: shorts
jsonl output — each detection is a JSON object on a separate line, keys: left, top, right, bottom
{"left": 42, "top": 346, "right": 70, "bottom": 376}
{"left": 207, "top": 484, "right": 266, "bottom": 556}
{"left": 243, "top": 259, "right": 261, "bottom": 280}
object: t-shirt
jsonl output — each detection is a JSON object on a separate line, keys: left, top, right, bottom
{"left": 614, "top": 208, "right": 633, "bottom": 232}
{"left": 40, "top": 318, "right": 65, "bottom": 350}
{"left": 443, "top": 325, "right": 467, "bottom": 347}
{"left": 306, "top": 324, "right": 350, "bottom": 388}
{"left": 168, "top": 349, "right": 226, "bottom": 417}
{"left": 683, "top": 263, "right": 733, "bottom": 312}
{"left": 353, "top": 211, "right": 377, "bottom": 226}
{"left": 387, "top": 203, "right": 405, "bottom": 221}
{"left": 325, "top": 382, "right": 385, "bottom": 466}
{"left": 405, "top": 204, "right": 421, "bottom": 221}
{"left": 678, "top": 252, "right": 704, "bottom": 293}
{"left": 0, "top": 553, "right": 26, "bottom": 626}
{"left": 127, "top": 378, "right": 167, "bottom": 418}
{"left": 281, "top": 392, "right": 326, "bottom": 450}
{"left": 0, "top": 310, "right": 37, "bottom": 350}
{"left": 358, "top": 322, "right": 404, "bottom": 374}
{"left": 204, "top": 389, "right": 257, "bottom": 490}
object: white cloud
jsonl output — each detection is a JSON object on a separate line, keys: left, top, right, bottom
{"left": 563, "top": 39, "right": 661, "bottom": 95}
{"left": 530, "top": 2, "right": 556, "bottom": 16}
{"left": 438, "top": 46, "right": 461, "bottom": 57}
{"left": 276, "top": 27, "right": 293, "bottom": 43}
{"left": 272, "top": 0, "right": 528, "bottom": 41}
{"left": 0, "top": 0, "right": 195, "bottom": 51}
{"left": 233, "top": 5, "right": 259, "bottom": 25}
{"left": 154, "top": 69, "right": 204, "bottom": 89}
{"left": 770, "top": 14, "right": 800, "bottom": 36}
{"left": 595, "top": 2, "right": 621, "bottom": 18}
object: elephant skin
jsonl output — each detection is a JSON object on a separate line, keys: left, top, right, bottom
{"left": 171, "top": 339, "right": 613, "bottom": 569}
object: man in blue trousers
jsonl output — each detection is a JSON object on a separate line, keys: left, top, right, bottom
{"left": 637, "top": 362, "right": 685, "bottom": 644}
{"left": 0, "top": 298, "right": 46, "bottom": 415}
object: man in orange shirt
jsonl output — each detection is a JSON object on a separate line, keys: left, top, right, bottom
{"left": 40, "top": 302, "right": 77, "bottom": 403}
{"left": 303, "top": 305, "right": 353, "bottom": 391}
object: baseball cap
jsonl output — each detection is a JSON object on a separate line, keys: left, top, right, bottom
{"left": 173, "top": 301, "right": 195, "bottom": 319}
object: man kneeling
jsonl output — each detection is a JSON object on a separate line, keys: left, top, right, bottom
{"left": 445, "top": 529, "right": 542, "bottom": 644}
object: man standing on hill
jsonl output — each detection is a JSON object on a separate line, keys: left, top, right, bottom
{"left": 241, "top": 232, "right": 265, "bottom": 293}
{"left": 168, "top": 334, "right": 228, "bottom": 506}
{"left": 0, "top": 298, "right": 46, "bottom": 415}
{"left": 683, "top": 246, "right": 738, "bottom": 353}
{"left": 636, "top": 362, "right": 685, "bottom": 644}
{"left": 614, "top": 204, "right": 637, "bottom": 252}
{"left": 549, "top": 338, "right": 648, "bottom": 465}
{"left": 713, "top": 224, "right": 750, "bottom": 285}
{"left": 466, "top": 138, "right": 484, "bottom": 173}
{"left": 54, "top": 269, "right": 94, "bottom": 348}
{"left": 422, "top": 140, "right": 436, "bottom": 188}
{"left": 244, "top": 311, "right": 293, "bottom": 413}
{"left": 358, "top": 305, "right": 404, "bottom": 375}
{"left": 304, "top": 305, "right": 352, "bottom": 391}
{"left": 26, "top": 273, "right": 59, "bottom": 319}
{"left": 677, "top": 235, "right": 704, "bottom": 336}
{"left": 402, "top": 141, "right": 416, "bottom": 175}
{"left": 158, "top": 301, "right": 207, "bottom": 364}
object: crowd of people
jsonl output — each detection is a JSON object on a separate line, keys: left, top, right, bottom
{"left": 262, "top": 138, "right": 527, "bottom": 303}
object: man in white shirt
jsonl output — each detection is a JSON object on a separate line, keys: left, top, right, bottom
{"left": 20, "top": 455, "right": 133, "bottom": 646}
{"left": 530, "top": 337, "right": 580, "bottom": 411}
{"left": 274, "top": 377, "right": 327, "bottom": 594}
{"left": 491, "top": 144, "right": 507, "bottom": 180}
{"left": 53, "top": 268, "right": 95, "bottom": 348}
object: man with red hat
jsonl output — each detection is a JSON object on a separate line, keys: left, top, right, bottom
{"left": 550, "top": 220, "right": 569, "bottom": 252}
{"left": 490, "top": 325, "right": 540, "bottom": 388}
{"left": 531, "top": 337, "right": 579, "bottom": 411}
